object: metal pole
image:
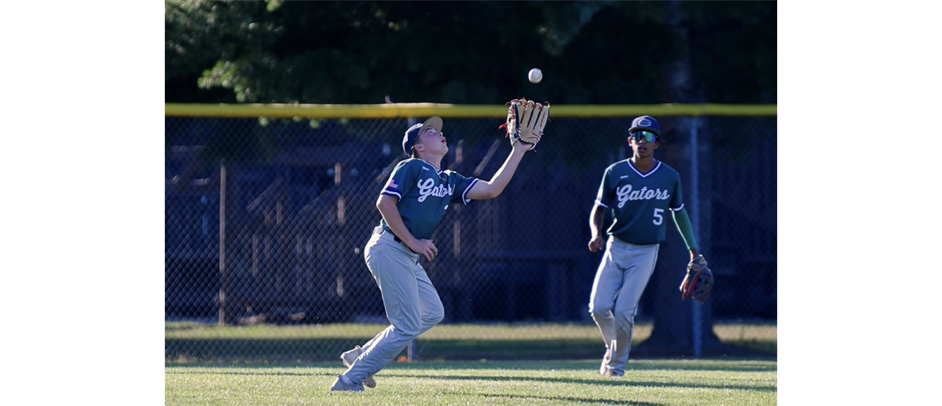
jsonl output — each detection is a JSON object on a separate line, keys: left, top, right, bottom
{"left": 690, "top": 118, "right": 702, "bottom": 358}
{"left": 218, "top": 162, "right": 227, "bottom": 325}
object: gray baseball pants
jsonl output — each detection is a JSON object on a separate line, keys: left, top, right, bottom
{"left": 589, "top": 236, "right": 659, "bottom": 376}
{"left": 343, "top": 227, "right": 445, "bottom": 384}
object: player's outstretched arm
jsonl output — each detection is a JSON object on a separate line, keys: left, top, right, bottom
{"left": 465, "top": 142, "right": 531, "bottom": 200}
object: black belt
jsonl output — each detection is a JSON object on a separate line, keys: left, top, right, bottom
{"left": 379, "top": 228, "right": 402, "bottom": 243}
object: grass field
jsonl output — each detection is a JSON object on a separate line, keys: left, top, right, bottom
{"left": 166, "top": 322, "right": 775, "bottom": 404}
{"left": 166, "top": 359, "right": 777, "bottom": 406}
{"left": 166, "top": 322, "right": 776, "bottom": 363}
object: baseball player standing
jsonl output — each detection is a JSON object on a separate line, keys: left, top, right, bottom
{"left": 587, "top": 115, "right": 702, "bottom": 377}
{"left": 330, "top": 112, "right": 543, "bottom": 392}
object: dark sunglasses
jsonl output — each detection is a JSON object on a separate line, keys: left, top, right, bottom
{"left": 630, "top": 131, "right": 658, "bottom": 143}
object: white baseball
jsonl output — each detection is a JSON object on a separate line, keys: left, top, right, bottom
{"left": 528, "top": 68, "right": 542, "bottom": 84}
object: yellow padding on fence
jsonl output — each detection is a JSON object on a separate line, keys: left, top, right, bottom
{"left": 165, "top": 103, "right": 776, "bottom": 119}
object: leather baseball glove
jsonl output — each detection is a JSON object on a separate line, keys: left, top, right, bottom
{"left": 679, "top": 255, "right": 715, "bottom": 304}
{"left": 499, "top": 97, "right": 549, "bottom": 151}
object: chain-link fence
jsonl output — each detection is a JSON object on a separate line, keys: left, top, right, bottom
{"left": 165, "top": 110, "right": 776, "bottom": 363}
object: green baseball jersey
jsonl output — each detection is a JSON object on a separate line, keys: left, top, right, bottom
{"left": 595, "top": 159, "right": 685, "bottom": 245}
{"left": 379, "top": 158, "right": 479, "bottom": 240}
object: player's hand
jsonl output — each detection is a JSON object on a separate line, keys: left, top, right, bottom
{"left": 409, "top": 239, "right": 439, "bottom": 261}
{"left": 588, "top": 235, "right": 605, "bottom": 253}
{"left": 512, "top": 134, "right": 541, "bottom": 152}
{"left": 679, "top": 272, "right": 692, "bottom": 293}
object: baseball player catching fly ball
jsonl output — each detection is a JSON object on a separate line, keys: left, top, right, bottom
{"left": 330, "top": 99, "right": 549, "bottom": 392}
{"left": 587, "top": 115, "right": 710, "bottom": 378}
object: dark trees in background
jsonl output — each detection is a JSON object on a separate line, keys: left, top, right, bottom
{"left": 165, "top": 1, "right": 776, "bottom": 105}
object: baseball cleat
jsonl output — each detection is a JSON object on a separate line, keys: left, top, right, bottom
{"left": 600, "top": 368, "right": 623, "bottom": 378}
{"left": 341, "top": 346, "right": 377, "bottom": 388}
{"left": 599, "top": 347, "right": 612, "bottom": 375}
{"left": 329, "top": 375, "right": 364, "bottom": 392}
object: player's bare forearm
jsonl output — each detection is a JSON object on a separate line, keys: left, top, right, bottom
{"left": 589, "top": 204, "right": 605, "bottom": 238}
{"left": 376, "top": 195, "right": 438, "bottom": 261}
{"left": 465, "top": 145, "right": 528, "bottom": 200}
{"left": 587, "top": 204, "right": 606, "bottom": 252}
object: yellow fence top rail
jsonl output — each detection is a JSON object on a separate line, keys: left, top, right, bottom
{"left": 165, "top": 103, "right": 776, "bottom": 119}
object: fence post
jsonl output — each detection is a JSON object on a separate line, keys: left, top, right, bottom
{"left": 690, "top": 117, "right": 702, "bottom": 358}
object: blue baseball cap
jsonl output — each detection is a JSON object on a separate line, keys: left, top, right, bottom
{"left": 628, "top": 115, "right": 660, "bottom": 136}
{"left": 402, "top": 116, "right": 443, "bottom": 155}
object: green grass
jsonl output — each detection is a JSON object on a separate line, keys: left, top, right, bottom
{"left": 166, "top": 322, "right": 775, "bottom": 363}
{"left": 166, "top": 359, "right": 777, "bottom": 406}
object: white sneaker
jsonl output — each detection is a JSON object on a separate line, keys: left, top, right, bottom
{"left": 329, "top": 375, "right": 364, "bottom": 392}
{"left": 600, "top": 368, "right": 624, "bottom": 378}
{"left": 341, "top": 346, "right": 377, "bottom": 389}
{"left": 599, "top": 347, "right": 612, "bottom": 375}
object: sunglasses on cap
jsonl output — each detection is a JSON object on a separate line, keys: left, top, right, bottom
{"left": 630, "top": 131, "right": 658, "bottom": 143}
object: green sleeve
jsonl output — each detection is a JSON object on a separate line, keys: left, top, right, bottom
{"left": 672, "top": 209, "right": 699, "bottom": 251}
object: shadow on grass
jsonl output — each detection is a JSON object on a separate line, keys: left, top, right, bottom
{"left": 166, "top": 338, "right": 774, "bottom": 363}
{"left": 166, "top": 360, "right": 778, "bottom": 392}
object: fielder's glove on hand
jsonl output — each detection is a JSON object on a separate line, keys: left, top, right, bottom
{"left": 679, "top": 255, "right": 715, "bottom": 304}
{"left": 499, "top": 98, "right": 549, "bottom": 151}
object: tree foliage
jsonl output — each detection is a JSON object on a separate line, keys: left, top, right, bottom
{"left": 165, "top": 0, "right": 776, "bottom": 105}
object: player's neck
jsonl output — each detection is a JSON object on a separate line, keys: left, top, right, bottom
{"left": 630, "top": 156, "right": 656, "bottom": 173}
{"left": 416, "top": 153, "right": 443, "bottom": 172}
